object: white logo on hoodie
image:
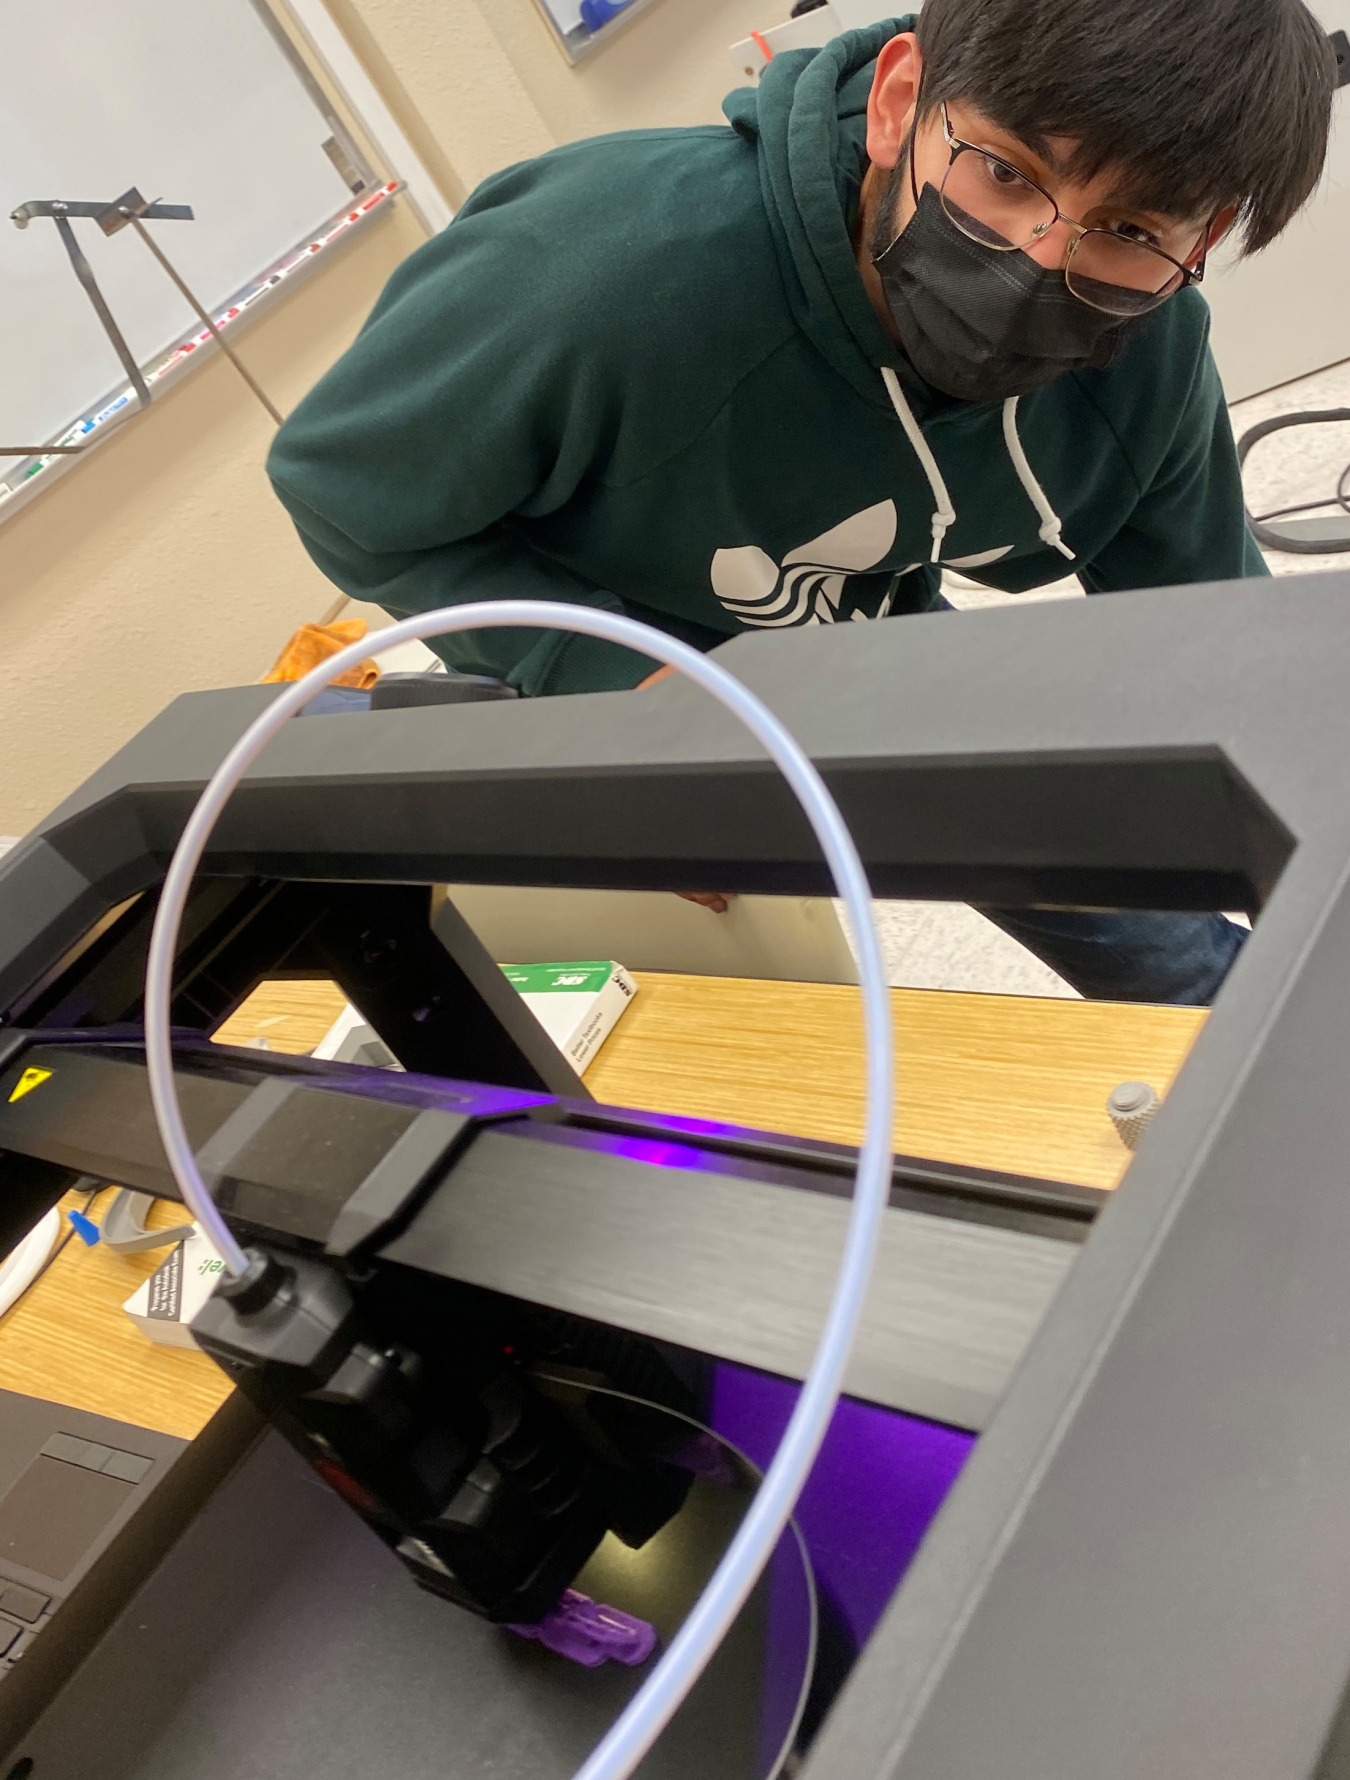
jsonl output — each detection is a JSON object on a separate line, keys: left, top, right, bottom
{"left": 710, "top": 501, "right": 907, "bottom": 629}
{"left": 710, "top": 497, "right": 1018, "bottom": 627}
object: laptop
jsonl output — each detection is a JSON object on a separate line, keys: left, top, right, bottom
{"left": 0, "top": 1389, "right": 257, "bottom": 1758}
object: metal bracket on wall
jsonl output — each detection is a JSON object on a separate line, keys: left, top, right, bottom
{"left": 9, "top": 187, "right": 283, "bottom": 426}
{"left": 99, "top": 190, "right": 284, "bottom": 424}
{"left": 10, "top": 190, "right": 194, "bottom": 412}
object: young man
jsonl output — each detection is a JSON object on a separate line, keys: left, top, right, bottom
{"left": 268, "top": 0, "right": 1334, "bottom": 1004}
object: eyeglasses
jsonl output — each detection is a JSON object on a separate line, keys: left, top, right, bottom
{"left": 933, "top": 103, "right": 1211, "bottom": 317}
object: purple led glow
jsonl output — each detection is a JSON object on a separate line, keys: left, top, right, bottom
{"left": 545, "top": 1124, "right": 789, "bottom": 1182}
{"left": 575, "top": 1131, "right": 716, "bottom": 1173}
{"left": 712, "top": 1364, "right": 974, "bottom": 1651}
{"left": 572, "top": 1101, "right": 812, "bottom": 1149}
{"left": 291, "top": 1062, "right": 550, "bottom": 1121}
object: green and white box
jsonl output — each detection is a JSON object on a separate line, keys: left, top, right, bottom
{"left": 312, "top": 960, "right": 637, "bottom": 1078}
{"left": 122, "top": 1226, "right": 226, "bottom": 1349}
{"left": 501, "top": 961, "right": 636, "bottom": 1074}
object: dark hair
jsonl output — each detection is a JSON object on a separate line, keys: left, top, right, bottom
{"left": 913, "top": 0, "right": 1335, "bottom": 251}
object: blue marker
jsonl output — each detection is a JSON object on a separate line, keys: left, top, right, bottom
{"left": 579, "top": 0, "right": 633, "bottom": 26}
{"left": 67, "top": 1209, "right": 100, "bottom": 1246}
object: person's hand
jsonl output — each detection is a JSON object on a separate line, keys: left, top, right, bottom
{"left": 676, "top": 891, "right": 734, "bottom": 914}
{"left": 636, "top": 667, "right": 731, "bottom": 910}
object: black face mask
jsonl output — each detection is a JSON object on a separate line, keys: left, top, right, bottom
{"left": 872, "top": 181, "right": 1133, "bottom": 404}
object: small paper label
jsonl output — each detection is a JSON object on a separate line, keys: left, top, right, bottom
{"left": 146, "top": 1244, "right": 183, "bottom": 1321}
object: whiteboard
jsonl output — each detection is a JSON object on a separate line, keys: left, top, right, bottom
{"left": 0, "top": 0, "right": 367, "bottom": 451}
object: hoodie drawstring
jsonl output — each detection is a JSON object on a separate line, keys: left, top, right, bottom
{"left": 880, "top": 368, "right": 1076, "bottom": 566}
{"left": 880, "top": 367, "right": 955, "bottom": 562}
{"left": 1001, "top": 396, "right": 1075, "bottom": 561}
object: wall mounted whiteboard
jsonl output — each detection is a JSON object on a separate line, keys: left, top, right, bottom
{"left": 0, "top": 0, "right": 386, "bottom": 508}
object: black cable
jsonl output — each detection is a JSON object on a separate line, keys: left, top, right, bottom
{"left": 1248, "top": 443, "right": 1350, "bottom": 522}
{"left": 1237, "top": 408, "right": 1350, "bottom": 554}
{"left": 1251, "top": 493, "right": 1350, "bottom": 523}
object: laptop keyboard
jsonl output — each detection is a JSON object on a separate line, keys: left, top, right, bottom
{"left": 0, "top": 1437, "right": 155, "bottom": 1682}
{"left": 0, "top": 1582, "right": 53, "bottom": 1676}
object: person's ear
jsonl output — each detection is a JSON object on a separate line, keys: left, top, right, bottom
{"left": 866, "top": 33, "right": 923, "bottom": 170}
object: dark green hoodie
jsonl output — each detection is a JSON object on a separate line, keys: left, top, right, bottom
{"left": 268, "top": 19, "right": 1264, "bottom": 695}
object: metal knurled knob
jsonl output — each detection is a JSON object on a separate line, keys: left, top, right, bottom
{"left": 1107, "top": 1081, "right": 1161, "bottom": 1150}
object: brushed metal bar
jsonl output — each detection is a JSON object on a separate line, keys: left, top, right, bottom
{"left": 382, "top": 1127, "right": 1077, "bottom": 1431}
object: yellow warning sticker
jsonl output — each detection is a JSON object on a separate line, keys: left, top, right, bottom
{"left": 8, "top": 1067, "right": 52, "bottom": 1104}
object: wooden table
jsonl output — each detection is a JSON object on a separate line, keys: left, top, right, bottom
{"left": 0, "top": 976, "right": 1205, "bottom": 1440}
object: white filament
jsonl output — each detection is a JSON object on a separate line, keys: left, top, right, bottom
{"left": 143, "top": 601, "right": 895, "bottom": 1780}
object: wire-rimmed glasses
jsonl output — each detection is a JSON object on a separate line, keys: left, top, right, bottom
{"left": 935, "top": 102, "right": 1211, "bottom": 317}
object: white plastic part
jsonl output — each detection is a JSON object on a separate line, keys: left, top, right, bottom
{"left": 0, "top": 1206, "right": 62, "bottom": 1320}
{"left": 143, "top": 601, "right": 895, "bottom": 1780}
{"left": 1107, "top": 1080, "right": 1161, "bottom": 1150}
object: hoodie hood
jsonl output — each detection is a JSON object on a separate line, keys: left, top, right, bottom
{"left": 724, "top": 20, "right": 912, "bottom": 407}
{"left": 726, "top": 21, "right": 1076, "bottom": 562}
{"left": 271, "top": 36, "right": 1262, "bottom": 697}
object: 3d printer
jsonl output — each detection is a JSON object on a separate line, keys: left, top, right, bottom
{"left": 2, "top": 580, "right": 1350, "bottom": 1780}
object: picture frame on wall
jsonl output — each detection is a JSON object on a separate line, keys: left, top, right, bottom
{"left": 529, "top": 0, "right": 666, "bottom": 63}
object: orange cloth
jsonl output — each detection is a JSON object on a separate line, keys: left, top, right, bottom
{"left": 261, "top": 619, "right": 380, "bottom": 689}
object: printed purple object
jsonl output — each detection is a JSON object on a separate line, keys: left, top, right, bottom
{"left": 506, "top": 1589, "right": 658, "bottom": 1669}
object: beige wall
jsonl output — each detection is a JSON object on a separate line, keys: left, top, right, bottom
{"left": 485, "top": 0, "right": 783, "bottom": 143}
{"left": 6, "top": 0, "right": 774, "bottom": 833}
{"left": 331, "top": 0, "right": 780, "bottom": 190}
